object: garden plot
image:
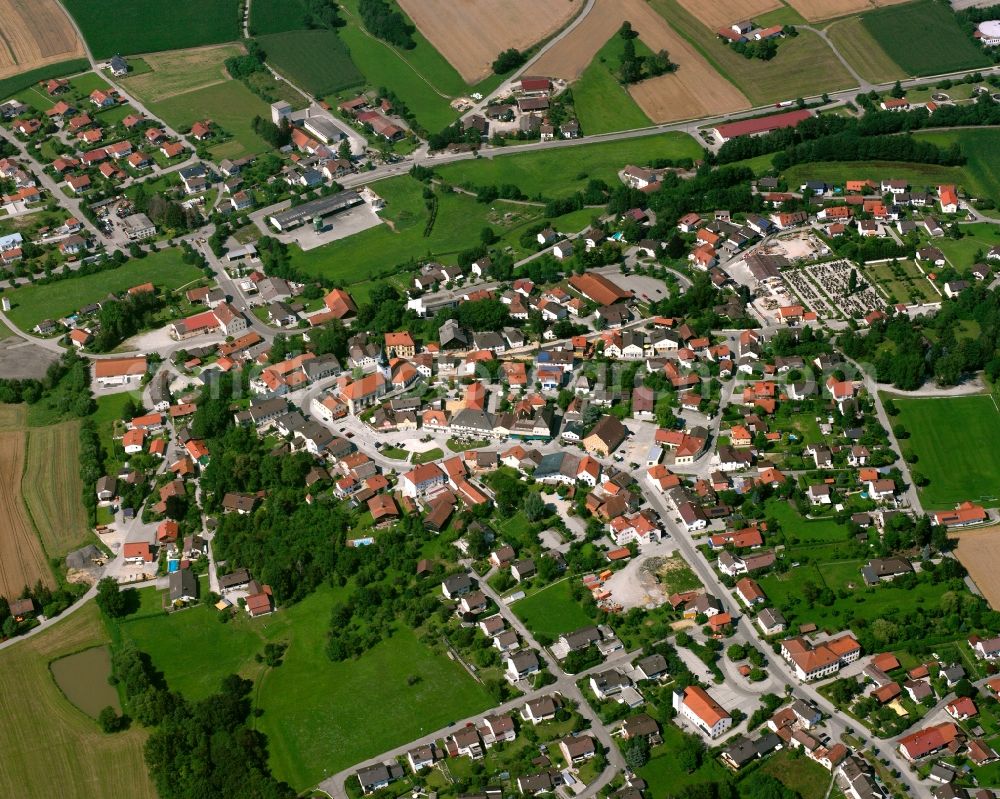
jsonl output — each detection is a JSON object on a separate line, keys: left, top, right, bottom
{"left": 803, "top": 259, "right": 882, "bottom": 320}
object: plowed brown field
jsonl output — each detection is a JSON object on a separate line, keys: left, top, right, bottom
{"left": 786, "top": 0, "right": 913, "bottom": 22}
{"left": 398, "top": 0, "right": 579, "bottom": 83}
{"left": 0, "top": 429, "right": 53, "bottom": 599}
{"left": 0, "top": 0, "right": 85, "bottom": 81}
{"left": 677, "top": 0, "right": 782, "bottom": 29}
{"left": 533, "top": 0, "right": 748, "bottom": 122}
{"left": 954, "top": 526, "right": 1000, "bottom": 611}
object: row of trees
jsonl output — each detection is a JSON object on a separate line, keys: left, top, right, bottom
{"left": 358, "top": 0, "right": 414, "bottom": 48}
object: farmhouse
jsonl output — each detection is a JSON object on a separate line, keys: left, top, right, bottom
{"left": 780, "top": 634, "right": 861, "bottom": 681}
{"left": 94, "top": 356, "right": 147, "bottom": 386}
{"left": 713, "top": 109, "right": 811, "bottom": 143}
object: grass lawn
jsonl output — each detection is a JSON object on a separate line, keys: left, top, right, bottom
{"left": 118, "top": 595, "right": 266, "bottom": 700}
{"left": 5, "top": 249, "right": 204, "bottom": 331}
{"left": 0, "top": 59, "right": 90, "bottom": 107}
{"left": 91, "top": 393, "right": 132, "bottom": 473}
{"left": 412, "top": 447, "right": 443, "bottom": 464}
{"left": 62, "top": 0, "right": 240, "bottom": 59}
{"left": 912, "top": 129, "right": 1000, "bottom": 207}
{"left": 648, "top": 0, "right": 854, "bottom": 105}
{"left": 0, "top": 604, "right": 156, "bottom": 799}
{"left": 826, "top": 17, "right": 905, "bottom": 85}
{"left": 573, "top": 34, "right": 653, "bottom": 135}
{"left": 149, "top": 81, "right": 274, "bottom": 161}
{"left": 513, "top": 579, "right": 593, "bottom": 638}
{"left": 436, "top": 133, "right": 702, "bottom": 199}
{"left": 865, "top": 259, "right": 939, "bottom": 305}
{"left": 934, "top": 222, "right": 1000, "bottom": 270}
{"left": 257, "top": 30, "right": 363, "bottom": 96}
{"left": 861, "top": 0, "right": 990, "bottom": 77}
{"left": 765, "top": 497, "right": 850, "bottom": 545}
{"left": 23, "top": 421, "right": 90, "bottom": 557}
{"left": 761, "top": 749, "right": 833, "bottom": 799}
{"left": 638, "top": 726, "right": 729, "bottom": 793}
{"left": 114, "top": 584, "right": 496, "bottom": 790}
{"left": 120, "top": 44, "right": 245, "bottom": 105}
{"left": 892, "top": 394, "right": 1000, "bottom": 508}
{"left": 287, "top": 177, "right": 592, "bottom": 285}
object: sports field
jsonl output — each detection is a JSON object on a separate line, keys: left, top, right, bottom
{"left": 861, "top": 0, "right": 990, "bottom": 77}
{"left": 435, "top": 132, "right": 702, "bottom": 198}
{"left": 0, "top": 423, "right": 53, "bottom": 600}
{"left": 0, "top": 604, "right": 156, "bottom": 799}
{"left": 119, "top": 584, "right": 495, "bottom": 789}
{"left": 892, "top": 395, "right": 1000, "bottom": 508}
{"left": 149, "top": 80, "right": 274, "bottom": 160}
{"left": 826, "top": 17, "right": 905, "bottom": 84}
{"left": 257, "top": 30, "right": 363, "bottom": 96}
{"left": 397, "top": 0, "right": 578, "bottom": 83}
{"left": 0, "top": 0, "right": 85, "bottom": 81}
{"left": 647, "top": 0, "right": 855, "bottom": 106}
{"left": 23, "top": 422, "right": 89, "bottom": 557}
{"left": 573, "top": 35, "right": 653, "bottom": 134}
{"left": 5, "top": 249, "right": 204, "bottom": 331}
{"left": 119, "top": 43, "right": 245, "bottom": 104}
{"left": 513, "top": 579, "right": 594, "bottom": 638}
{"left": 62, "top": 0, "right": 240, "bottom": 59}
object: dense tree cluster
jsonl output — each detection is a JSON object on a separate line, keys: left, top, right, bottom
{"left": 617, "top": 22, "right": 674, "bottom": 84}
{"left": 358, "top": 0, "right": 415, "bottom": 48}
{"left": 492, "top": 48, "right": 526, "bottom": 74}
{"left": 251, "top": 115, "right": 292, "bottom": 149}
{"left": 92, "top": 290, "right": 164, "bottom": 352}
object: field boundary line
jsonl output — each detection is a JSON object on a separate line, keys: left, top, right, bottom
{"left": 141, "top": 78, "right": 228, "bottom": 103}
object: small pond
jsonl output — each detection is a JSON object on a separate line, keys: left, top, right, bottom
{"left": 50, "top": 645, "right": 121, "bottom": 719}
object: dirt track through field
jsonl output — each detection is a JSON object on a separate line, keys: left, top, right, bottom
{"left": 954, "top": 526, "right": 1000, "bottom": 611}
{"left": 533, "top": 0, "right": 749, "bottom": 122}
{"left": 676, "top": 0, "right": 782, "bottom": 29}
{"left": 785, "top": 0, "right": 913, "bottom": 22}
{"left": 398, "top": 0, "right": 580, "bottom": 84}
{"left": 0, "top": 430, "right": 53, "bottom": 600}
{"left": 0, "top": 0, "right": 85, "bottom": 80}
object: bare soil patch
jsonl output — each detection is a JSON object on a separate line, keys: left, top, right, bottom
{"left": 785, "top": 0, "right": 912, "bottom": 22}
{"left": 954, "top": 526, "right": 1000, "bottom": 610}
{"left": 0, "top": 429, "right": 53, "bottom": 600}
{"left": 676, "top": 0, "right": 782, "bottom": 29}
{"left": 398, "top": 0, "right": 579, "bottom": 84}
{"left": 533, "top": 0, "right": 748, "bottom": 122}
{"left": 0, "top": 0, "right": 85, "bottom": 81}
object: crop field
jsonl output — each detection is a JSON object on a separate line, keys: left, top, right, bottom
{"left": 647, "top": 0, "right": 855, "bottom": 106}
{"left": 534, "top": 0, "right": 749, "bottom": 123}
{"left": 573, "top": 34, "right": 653, "bottom": 134}
{"left": 785, "top": 0, "right": 911, "bottom": 22}
{"left": 62, "top": 0, "right": 240, "bottom": 59}
{"left": 513, "top": 579, "right": 594, "bottom": 638}
{"left": 913, "top": 129, "right": 1000, "bottom": 207}
{"left": 5, "top": 249, "right": 204, "bottom": 331}
{"left": 0, "top": 427, "right": 53, "bottom": 600}
{"left": 0, "top": 605, "right": 156, "bottom": 799}
{"left": 826, "top": 16, "right": 905, "bottom": 84}
{"left": 436, "top": 132, "right": 702, "bottom": 198}
{"left": 676, "top": 0, "right": 782, "bottom": 29}
{"left": 892, "top": 395, "right": 1000, "bottom": 508}
{"left": 861, "top": 0, "right": 990, "bottom": 77}
{"left": 149, "top": 80, "right": 273, "bottom": 160}
{"left": 397, "top": 0, "right": 578, "bottom": 83}
{"left": 249, "top": 0, "right": 313, "bottom": 35}
{"left": 954, "top": 527, "right": 1000, "bottom": 611}
{"left": 257, "top": 31, "right": 363, "bottom": 96}
{"left": 119, "top": 584, "right": 495, "bottom": 790}
{"left": 119, "top": 43, "right": 245, "bottom": 104}
{"left": 0, "top": 0, "right": 85, "bottom": 81}
{"left": 23, "top": 422, "right": 89, "bottom": 557}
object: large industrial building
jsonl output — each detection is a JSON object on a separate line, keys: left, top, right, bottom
{"left": 267, "top": 191, "right": 364, "bottom": 232}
